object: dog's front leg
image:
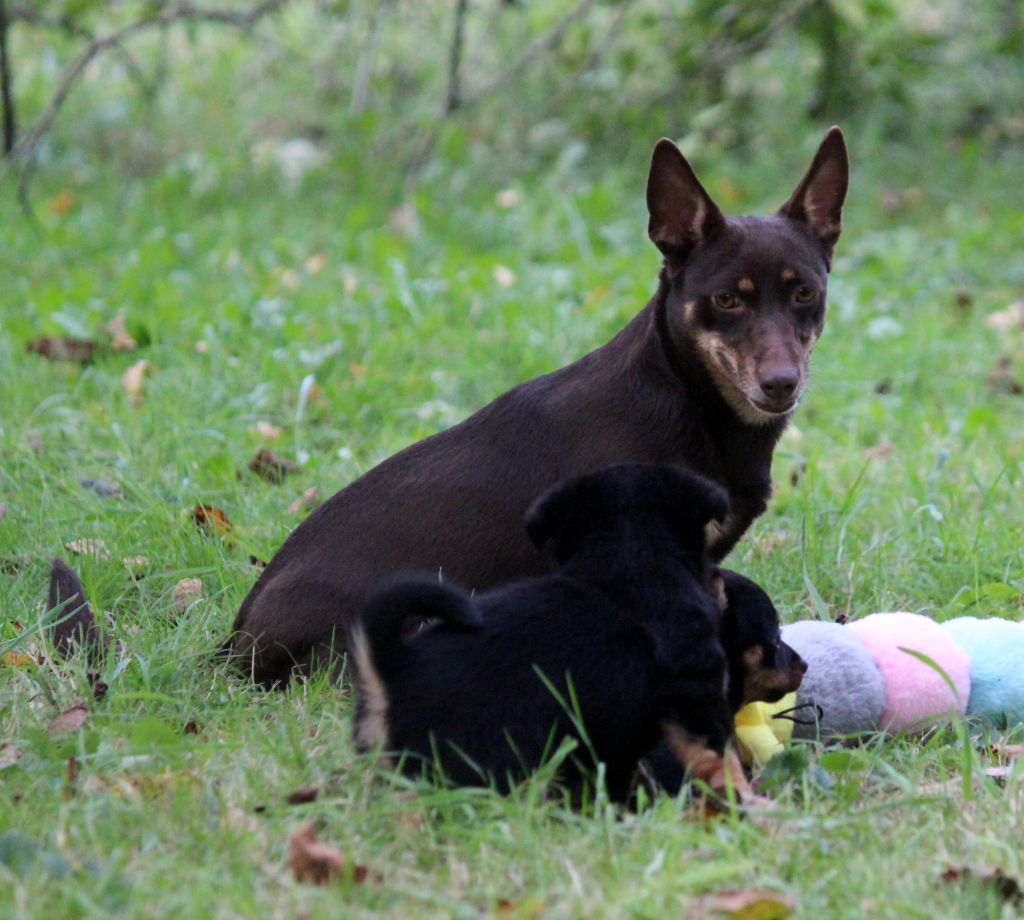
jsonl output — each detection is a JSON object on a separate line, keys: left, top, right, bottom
{"left": 659, "top": 719, "right": 772, "bottom": 811}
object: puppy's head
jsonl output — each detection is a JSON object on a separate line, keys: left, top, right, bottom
{"left": 716, "top": 569, "right": 806, "bottom": 711}
{"left": 524, "top": 463, "right": 728, "bottom": 563}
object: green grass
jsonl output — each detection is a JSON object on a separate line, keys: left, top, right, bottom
{"left": 3, "top": 77, "right": 1024, "bottom": 918}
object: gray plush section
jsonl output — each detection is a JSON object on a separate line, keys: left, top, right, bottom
{"left": 782, "top": 620, "right": 886, "bottom": 740}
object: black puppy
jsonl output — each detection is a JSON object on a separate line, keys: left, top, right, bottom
{"left": 226, "top": 129, "right": 849, "bottom": 686}
{"left": 350, "top": 464, "right": 755, "bottom": 804}
{"left": 643, "top": 569, "right": 807, "bottom": 795}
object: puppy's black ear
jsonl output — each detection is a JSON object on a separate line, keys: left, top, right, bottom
{"left": 700, "top": 480, "right": 730, "bottom": 525}
{"left": 647, "top": 138, "right": 725, "bottom": 261}
{"left": 666, "top": 467, "right": 729, "bottom": 525}
{"left": 778, "top": 126, "right": 849, "bottom": 269}
{"left": 524, "top": 478, "right": 591, "bottom": 551}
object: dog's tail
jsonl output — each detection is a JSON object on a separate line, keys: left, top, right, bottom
{"left": 350, "top": 577, "right": 479, "bottom": 752}
{"left": 47, "top": 557, "right": 109, "bottom": 664}
{"left": 352, "top": 577, "right": 480, "bottom": 683}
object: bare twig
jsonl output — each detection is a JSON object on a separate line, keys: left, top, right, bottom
{"left": 539, "top": 0, "right": 636, "bottom": 118}
{"left": 459, "top": 0, "right": 602, "bottom": 111}
{"left": 350, "top": 0, "right": 383, "bottom": 115}
{"left": 0, "top": 0, "right": 14, "bottom": 154}
{"left": 4, "top": 0, "right": 289, "bottom": 209}
{"left": 444, "top": 0, "right": 470, "bottom": 115}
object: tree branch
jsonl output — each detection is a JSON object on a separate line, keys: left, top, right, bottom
{"left": 0, "top": 0, "right": 14, "bottom": 155}
{"left": 5, "top": 1, "right": 289, "bottom": 208}
{"left": 444, "top": 0, "right": 470, "bottom": 115}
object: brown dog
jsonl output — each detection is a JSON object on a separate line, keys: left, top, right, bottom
{"left": 224, "top": 129, "right": 848, "bottom": 686}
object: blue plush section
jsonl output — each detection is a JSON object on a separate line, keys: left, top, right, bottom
{"left": 782, "top": 620, "right": 886, "bottom": 740}
{"left": 942, "top": 616, "right": 1024, "bottom": 721}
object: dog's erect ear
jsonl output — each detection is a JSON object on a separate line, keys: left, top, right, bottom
{"left": 778, "top": 126, "right": 849, "bottom": 270}
{"left": 524, "top": 484, "right": 569, "bottom": 550}
{"left": 647, "top": 139, "right": 726, "bottom": 260}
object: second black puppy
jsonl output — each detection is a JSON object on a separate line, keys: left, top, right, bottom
{"left": 351, "top": 463, "right": 752, "bottom": 803}
{"left": 643, "top": 569, "right": 807, "bottom": 795}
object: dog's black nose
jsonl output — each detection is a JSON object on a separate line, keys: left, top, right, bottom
{"left": 759, "top": 370, "right": 799, "bottom": 400}
{"left": 797, "top": 655, "right": 808, "bottom": 674}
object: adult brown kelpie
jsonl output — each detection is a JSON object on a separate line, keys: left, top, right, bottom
{"left": 225, "top": 128, "right": 848, "bottom": 687}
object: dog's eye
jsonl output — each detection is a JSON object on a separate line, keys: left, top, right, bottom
{"left": 794, "top": 286, "right": 817, "bottom": 304}
{"left": 713, "top": 292, "right": 739, "bottom": 310}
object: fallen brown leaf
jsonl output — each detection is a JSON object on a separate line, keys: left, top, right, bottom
{"left": 287, "top": 486, "right": 320, "bottom": 515}
{"left": 171, "top": 577, "right": 204, "bottom": 611}
{"left": 986, "top": 302, "right": 1024, "bottom": 333}
{"left": 986, "top": 357, "right": 1023, "bottom": 396}
{"left": 941, "top": 866, "right": 1023, "bottom": 904}
{"left": 693, "top": 889, "right": 795, "bottom": 919}
{"left": 122, "top": 555, "right": 150, "bottom": 579}
{"left": 252, "top": 420, "right": 283, "bottom": 441}
{"left": 288, "top": 823, "right": 345, "bottom": 885}
{"left": 27, "top": 336, "right": 97, "bottom": 363}
{"left": 248, "top": 448, "right": 300, "bottom": 484}
{"left": 496, "top": 897, "right": 547, "bottom": 918}
{"left": 3, "top": 651, "right": 37, "bottom": 668}
{"left": 0, "top": 742, "right": 23, "bottom": 769}
{"left": 285, "top": 784, "right": 321, "bottom": 805}
{"left": 64, "top": 538, "right": 111, "bottom": 560}
{"left": 121, "top": 359, "right": 150, "bottom": 399}
{"left": 105, "top": 314, "right": 137, "bottom": 351}
{"left": 193, "top": 504, "right": 232, "bottom": 535}
{"left": 48, "top": 703, "right": 88, "bottom": 737}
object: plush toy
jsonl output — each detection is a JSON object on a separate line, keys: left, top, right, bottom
{"left": 942, "top": 617, "right": 1024, "bottom": 722}
{"left": 846, "top": 612, "right": 972, "bottom": 732}
{"left": 734, "top": 693, "right": 798, "bottom": 766}
{"left": 764, "top": 612, "right": 1024, "bottom": 749}
{"left": 782, "top": 620, "right": 886, "bottom": 740}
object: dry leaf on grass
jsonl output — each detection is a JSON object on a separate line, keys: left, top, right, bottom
{"left": 986, "top": 357, "right": 1023, "bottom": 396}
{"left": 26, "top": 336, "right": 97, "bottom": 363}
{"left": 47, "top": 703, "right": 88, "bottom": 737}
{"left": 122, "top": 556, "right": 150, "bottom": 579}
{"left": 248, "top": 448, "right": 300, "bottom": 484}
{"left": 193, "top": 504, "right": 232, "bottom": 535}
{"left": 287, "top": 487, "right": 320, "bottom": 515}
{"left": 252, "top": 420, "right": 283, "bottom": 441}
{"left": 105, "top": 314, "right": 137, "bottom": 351}
{"left": 64, "top": 538, "right": 111, "bottom": 560}
{"left": 941, "top": 866, "right": 1023, "bottom": 904}
{"left": 288, "top": 823, "right": 348, "bottom": 885}
{"left": 285, "top": 785, "right": 320, "bottom": 805}
{"left": 121, "top": 359, "right": 150, "bottom": 399}
{"left": 171, "top": 578, "right": 204, "bottom": 611}
{"left": 693, "top": 889, "right": 795, "bottom": 919}
{"left": 986, "top": 302, "right": 1024, "bottom": 333}
{"left": 0, "top": 743, "right": 23, "bottom": 770}
{"left": 3, "top": 651, "right": 40, "bottom": 668}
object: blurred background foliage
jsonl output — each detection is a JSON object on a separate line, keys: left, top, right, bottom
{"left": 1, "top": 0, "right": 1022, "bottom": 207}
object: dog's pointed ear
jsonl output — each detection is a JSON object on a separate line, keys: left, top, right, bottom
{"left": 778, "top": 126, "right": 849, "bottom": 270}
{"left": 524, "top": 485, "right": 565, "bottom": 550}
{"left": 647, "top": 138, "right": 726, "bottom": 260}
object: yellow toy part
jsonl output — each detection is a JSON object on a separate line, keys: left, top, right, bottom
{"left": 734, "top": 693, "right": 798, "bottom": 766}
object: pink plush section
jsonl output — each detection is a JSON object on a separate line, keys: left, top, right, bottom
{"left": 847, "top": 612, "right": 971, "bottom": 732}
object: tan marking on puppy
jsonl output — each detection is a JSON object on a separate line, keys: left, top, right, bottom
{"left": 662, "top": 722, "right": 755, "bottom": 800}
{"left": 781, "top": 267, "right": 796, "bottom": 282}
{"left": 740, "top": 645, "right": 805, "bottom": 704}
{"left": 350, "top": 624, "right": 390, "bottom": 753}
{"left": 737, "top": 278, "right": 755, "bottom": 294}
